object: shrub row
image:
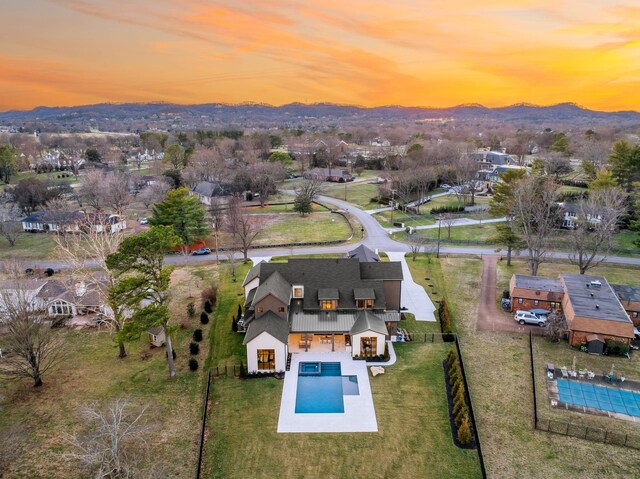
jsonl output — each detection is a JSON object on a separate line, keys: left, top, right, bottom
{"left": 446, "top": 349, "right": 473, "bottom": 445}
{"left": 430, "top": 204, "right": 465, "bottom": 215}
{"left": 438, "top": 298, "right": 455, "bottom": 342}
{"left": 605, "top": 339, "right": 629, "bottom": 356}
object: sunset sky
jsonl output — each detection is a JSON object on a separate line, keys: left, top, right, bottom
{"left": 1, "top": 0, "right": 640, "bottom": 111}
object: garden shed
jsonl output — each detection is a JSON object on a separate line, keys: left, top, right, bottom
{"left": 148, "top": 327, "right": 166, "bottom": 348}
{"left": 586, "top": 335, "right": 605, "bottom": 355}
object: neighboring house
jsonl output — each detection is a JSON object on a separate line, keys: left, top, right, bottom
{"left": 21, "top": 211, "right": 126, "bottom": 234}
{"left": 347, "top": 244, "right": 380, "bottom": 263}
{"left": 510, "top": 273, "right": 635, "bottom": 348}
{"left": 471, "top": 150, "right": 512, "bottom": 165}
{"left": 305, "top": 168, "right": 354, "bottom": 183}
{"left": 559, "top": 203, "right": 602, "bottom": 229}
{"left": 611, "top": 284, "right": 640, "bottom": 327}
{"left": 486, "top": 165, "right": 527, "bottom": 184}
{"left": 241, "top": 258, "right": 403, "bottom": 373}
{"left": 0, "top": 278, "right": 110, "bottom": 320}
{"left": 190, "top": 181, "right": 231, "bottom": 206}
{"left": 509, "top": 275, "right": 564, "bottom": 312}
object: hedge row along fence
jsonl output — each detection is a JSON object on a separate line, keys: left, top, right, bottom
{"left": 446, "top": 348, "right": 475, "bottom": 446}
{"left": 438, "top": 297, "right": 455, "bottom": 342}
{"left": 430, "top": 204, "right": 466, "bottom": 215}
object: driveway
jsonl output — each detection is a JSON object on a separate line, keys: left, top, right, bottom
{"left": 386, "top": 252, "right": 436, "bottom": 322}
{"left": 476, "top": 255, "right": 546, "bottom": 336}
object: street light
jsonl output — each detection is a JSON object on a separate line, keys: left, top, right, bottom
{"left": 436, "top": 214, "right": 443, "bottom": 259}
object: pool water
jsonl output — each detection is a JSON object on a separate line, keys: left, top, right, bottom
{"left": 295, "top": 362, "right": 359, "bottom": 413}
{"left": 557, "top": 379, "right": 640, "bottom": 417}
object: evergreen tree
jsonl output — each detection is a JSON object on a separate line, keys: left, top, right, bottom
{"left": 293, "top": 192, "right": 313, "bottom": 216}
{"left": 150, "top": 187, "right": 209, "bottom": 249}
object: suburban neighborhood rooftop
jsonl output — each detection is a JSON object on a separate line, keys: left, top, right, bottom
{"left": 560, "top": 274, "right": 632, "bottom": 323}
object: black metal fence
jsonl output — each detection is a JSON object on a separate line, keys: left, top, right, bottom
{"left": 400, "top": 331, "right": 450, "bottom": 343}
{"left": 454, "top": 336, "right": 488, "bottom": 479}
{"left": 528, "top": 332, "right": 640, "bottom": 451}
{"left": 195, "top": 370, "right": 212, "bottom": 479}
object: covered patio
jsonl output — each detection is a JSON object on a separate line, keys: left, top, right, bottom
{"left": 288, "top": 333, "right": 349, "bottom": 353}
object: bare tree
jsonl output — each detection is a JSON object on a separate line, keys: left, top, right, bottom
{"left": 64, "top": 398, "right": 156, "bottom": 479}
{"left": 209, "top": 197, "right": 226, "bottom": 264}
{"left": 0, "top": 272, "right": 66, "bottom": 387}
{"left": 541, "top": 154, "right": 573, "bottom": 180}
{"left": 223, "top": 197, "right": 266, "bottom": 263}
{"left": 509, "top": 177, "right": 560, "bottom": 275}
{"left": 138, "top": 180, "right": 171, "bottom": 209}
{"left": 0, "top": 205, "right": 21, "bottom": 246}
{"left": 567, "top": 188, "right": 628, "bottom": 274}
{"left": 54, "top": 217, "right": 127, "bottom": 357}
{"left": 81, "top": 170, "right": 110, "bottom": 212}
{"left": 407, "top": 234, "right": 422, "bottom": 261}
{"left": 104, "top": 172, "right": 131, "bottom": 215}
{"left": 546, "top": 312, "right": 566, "bottom": 343}
{"left": 440, "top": 213, "right": 457, "bottom": 240}
{"left": 294, "top": 178, "right": 325, "bottom": 201}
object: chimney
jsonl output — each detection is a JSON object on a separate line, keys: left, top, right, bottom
{"left": 595, "top": 304, "right": 600, "bottom": 309}
{"left": 75, "top": 281, "right": 87, "bottom": 297}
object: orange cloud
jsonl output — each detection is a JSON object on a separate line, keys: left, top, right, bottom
{"left": 0, "top": 0, "right": 637, "bottom": 111}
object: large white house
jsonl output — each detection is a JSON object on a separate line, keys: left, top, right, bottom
{"left": 241, "top": 251, "right": 403, "bottom": 373}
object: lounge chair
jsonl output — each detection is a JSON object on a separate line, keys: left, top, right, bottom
{"left": 587, "top": 371, "right": 595, "bottom": 380}
{"left": 561, "top": 367, "right": 568, "bottom": 378}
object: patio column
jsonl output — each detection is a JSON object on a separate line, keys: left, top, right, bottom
{"left": 331, "top": 333, "right": 335, "bottom": 352}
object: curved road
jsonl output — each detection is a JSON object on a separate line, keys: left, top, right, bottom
{"left": 22, "top": 193, "right": 640, "bottom": 269}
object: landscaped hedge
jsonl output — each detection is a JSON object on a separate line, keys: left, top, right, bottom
{"left": 430, "top": 204, "right": 465, "bottom": 215}
{"left": 438, "top": 298, "right": 455, "bottom": 342}
{"left": 445, "top": 349, "right": 474, "bottom": 446}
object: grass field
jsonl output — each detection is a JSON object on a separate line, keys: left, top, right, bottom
{"left": 0, "top": 233, "right": 57, "bottom": 261}
{"left": 323, "top": 182, "right": 381, "bottom": 209}
{"left": 253, "top": 211, "right": 353, "bottom": 245}
{"left": 418, "top": 256, "right": 640, "bottom": 478}
{"left": 204, "top": 342, "right": 481, "bottom": 479}
{"left": 0, "top": 265, "right": 220, "bottom": 478}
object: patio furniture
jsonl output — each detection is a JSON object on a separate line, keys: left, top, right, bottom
{"left": 569, "top": 370, "right": 577, "bottom": 378}
{"left": 546, "top": 363, "right": 555, "bottom": 379}
{"left": 578, "top": 369, "right": 587, "bottom": 379}
{"left": 587, "top": 371, "right": 595, "bottom": 380}
{"left": 561, "top": 367, "right": 569, "bottom": 378}
{"left": 370, "top": 366, "right": 385, "bottom": 376}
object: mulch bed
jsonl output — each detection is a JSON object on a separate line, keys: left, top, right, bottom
{"left": 443, "top": 359, "right": 477, "bottom": 450}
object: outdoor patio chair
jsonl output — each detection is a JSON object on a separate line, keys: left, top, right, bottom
{"left": 561, "top": 367, "right": 568, "bottom": 378}
{"left": 587, "top": 371, "right": 595, "bottom": 380}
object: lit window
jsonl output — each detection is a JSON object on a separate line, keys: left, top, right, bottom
{"left": 256, "top": 307, "right": 263, "bottom": 313}
{"left": 357, "top": 299, "right": 374, "bottom": 309}
{"left": 278, "top": 306, "right": 285, "bottom": 313}
{"left": 257, "top": 349, "right": 275, "bottom": 370}
{"left": 320, "top": 300, "right": 337, "bottom": 310}
{"left": 293, "top": 286, "right": 303, "bottom": 298}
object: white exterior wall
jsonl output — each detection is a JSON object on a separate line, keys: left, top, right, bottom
{"left": 244, "top": 277, "right": 260, "bottom": 299}
{"left": 351, "top": 331, "right": 386, "bottom": 356}
{"left": 246, "top": 331, "right": 287, "bottom": 373}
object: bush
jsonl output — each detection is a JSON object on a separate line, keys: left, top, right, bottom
{"left": 438, "top": 298, "right": 454, "bottom": 341}
{"left": 446, "top": 348, "right": 457, "bottom": 365}
{"left": 453, "top": 400, "right": 468, "bottom": 420}
{"left": 193, "top": 329, "right": 203, "bottom": 342}
{"left": 165, "top": 349, "right": 177, "bottom": 360}
{"left": 45, "top": 268, "right": 55, "bottom": 276}
{"left": 201, "top": 286, "right": 218, "bottom": 306}
{"left": 189, "top": 342, "right": 200, "bottom": 355}
{"left": 203, "top": 301, "right": 213, "bottom": 314}
{"left": 457, "top": 416, "right": 473, "bottom": 444}
{"left": 200, "top": 312, "right": 209, "bottom": 324}
{"left": 605, "top": 339, "right": 629, "bottom": 357}
{"left": 188, "top": 359, "right": 199, "bottom": 371}
{"left": 453, "top": 386, "right": 465, "bottom": 409}
{"left": 430, "top": 204, "right": 465, "bottom": 215}
{"left": 186, "top": 302, "right": 195, "bottom": 319}
{"left": 502, "top": 289, "right": 510, "bottom": 299}
{"left": 232, "top": 317, "right": 238, "bottom": 332}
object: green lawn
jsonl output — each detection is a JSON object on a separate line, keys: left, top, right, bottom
{"left": 404, "top": 223, "right": 498, "bottom": 242}
{"left": 0, "top": 233, "right": 57, "bottom": 261}
{"left": 254, "top": 211, "right": 353, "bottom": 245}
{"left": 323, "top": 182, "right": 381, "bottom": 209}
{"left": 204, "top": 342, "right": 481, "bottom": 479}
{"left": 0, "top": 265, "right": 219, "bottom": 478}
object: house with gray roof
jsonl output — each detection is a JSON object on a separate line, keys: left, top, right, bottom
{"left": 241, "top": 258, "right": 403, "bottom": 373}
{"left": 189, "top": 181, "right": 231, "bottom": 206}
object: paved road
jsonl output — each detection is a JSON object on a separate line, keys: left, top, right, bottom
{"left": 387, "top": 216, "right": 507, "bottom": 233}
{"left": 19, "top": 193, "right": 640, "bottom": 270}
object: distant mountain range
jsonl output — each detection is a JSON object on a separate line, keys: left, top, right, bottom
{"left": 1, "top": 102, "right": 639, "bottom": 129}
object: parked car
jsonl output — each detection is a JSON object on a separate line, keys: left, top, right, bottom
{"left": 634, "top": 327, "right": 640, "bottom": 339}
{"left": 514, "top": 310, "right": 547, "bottom": 327}
{"left": 440, "top": 183, "right": 451, "bottom": 189}
{"left": 191, "top": 248, "right": 211, "bottom": 256}
{"left": 140, "top": 217, "right": 149, "bottom": 225}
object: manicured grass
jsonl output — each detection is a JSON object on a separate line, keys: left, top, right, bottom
{"left": 204, "top": 342, "right": 481, "bottom": 479}
{"left": 255, "top": 211, "right": 353, "bottom": 245}
{"left": 323, "top": 182, "right": 381, "bottom": 209}
{"left": 0, "top": 265, "right": 219, "bottom": 478}
{"left": 373, "top": 209, "right": 436, "bottom": 228}
{"left": 406, "top": 224, "right": 497, "bottom": 242}
{"left": 0, "top": 233, "right": 57, "bottom": 261}
{"left": 614, "top": 230, "right": 640, "bottom": 251}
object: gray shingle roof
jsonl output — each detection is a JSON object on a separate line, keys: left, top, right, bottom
{"left": 252, "top": 271, "right": 291, "bottom": 306}
{"left": 353, "top": 288, "right": 376, "bottom": 300}
{"left": 192, "top": 181, "right": 223, "bottom": 198}
{"left": 350, "top": 310, "right": 388, "bottom": 336}
{"left": 243, "top": 262, "right": 263, "bottom": 287}
{"left": 611, "top": 284, "right": 640, "bottom": 303}
{"left": 560, "top": 274, "right": 631, "bottom": 323}
{"left": 243, "top": 311, "right": 289, "bottom": 344}
{"left": 513, "top": 275, "right": 563, "bottom": 293}
{"left": 249, "top": 258, "right": 400, "bottom": 310}
{"left": 348, "top": 245, "right": 380, "bottom": 263}
{"left": 318, "top": 288, "right": 339, "bottom": 300}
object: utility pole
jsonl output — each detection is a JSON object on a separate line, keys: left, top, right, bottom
{"left": 390, "top": 189, "right": 396, "bottom": 224}
{"left": 436, "top": 214, "right": 443, "bottom": 259}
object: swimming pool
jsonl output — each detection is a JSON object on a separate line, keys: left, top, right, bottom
{"left": 557, "top": 379, "right": 640, "bottom": 417}
{"left": 295, "top": 362, "right": 359, "bottom": 413}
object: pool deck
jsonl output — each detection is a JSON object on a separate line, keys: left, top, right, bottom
{"left": 277, "top": 352, "right": 378, "bottom": 433}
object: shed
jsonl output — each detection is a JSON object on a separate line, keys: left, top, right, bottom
{"left": 586, "top": 334, "right": 605, "bottom": 355}
{"left": 148, "top": 327, "right": 166, "bottom": 348}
